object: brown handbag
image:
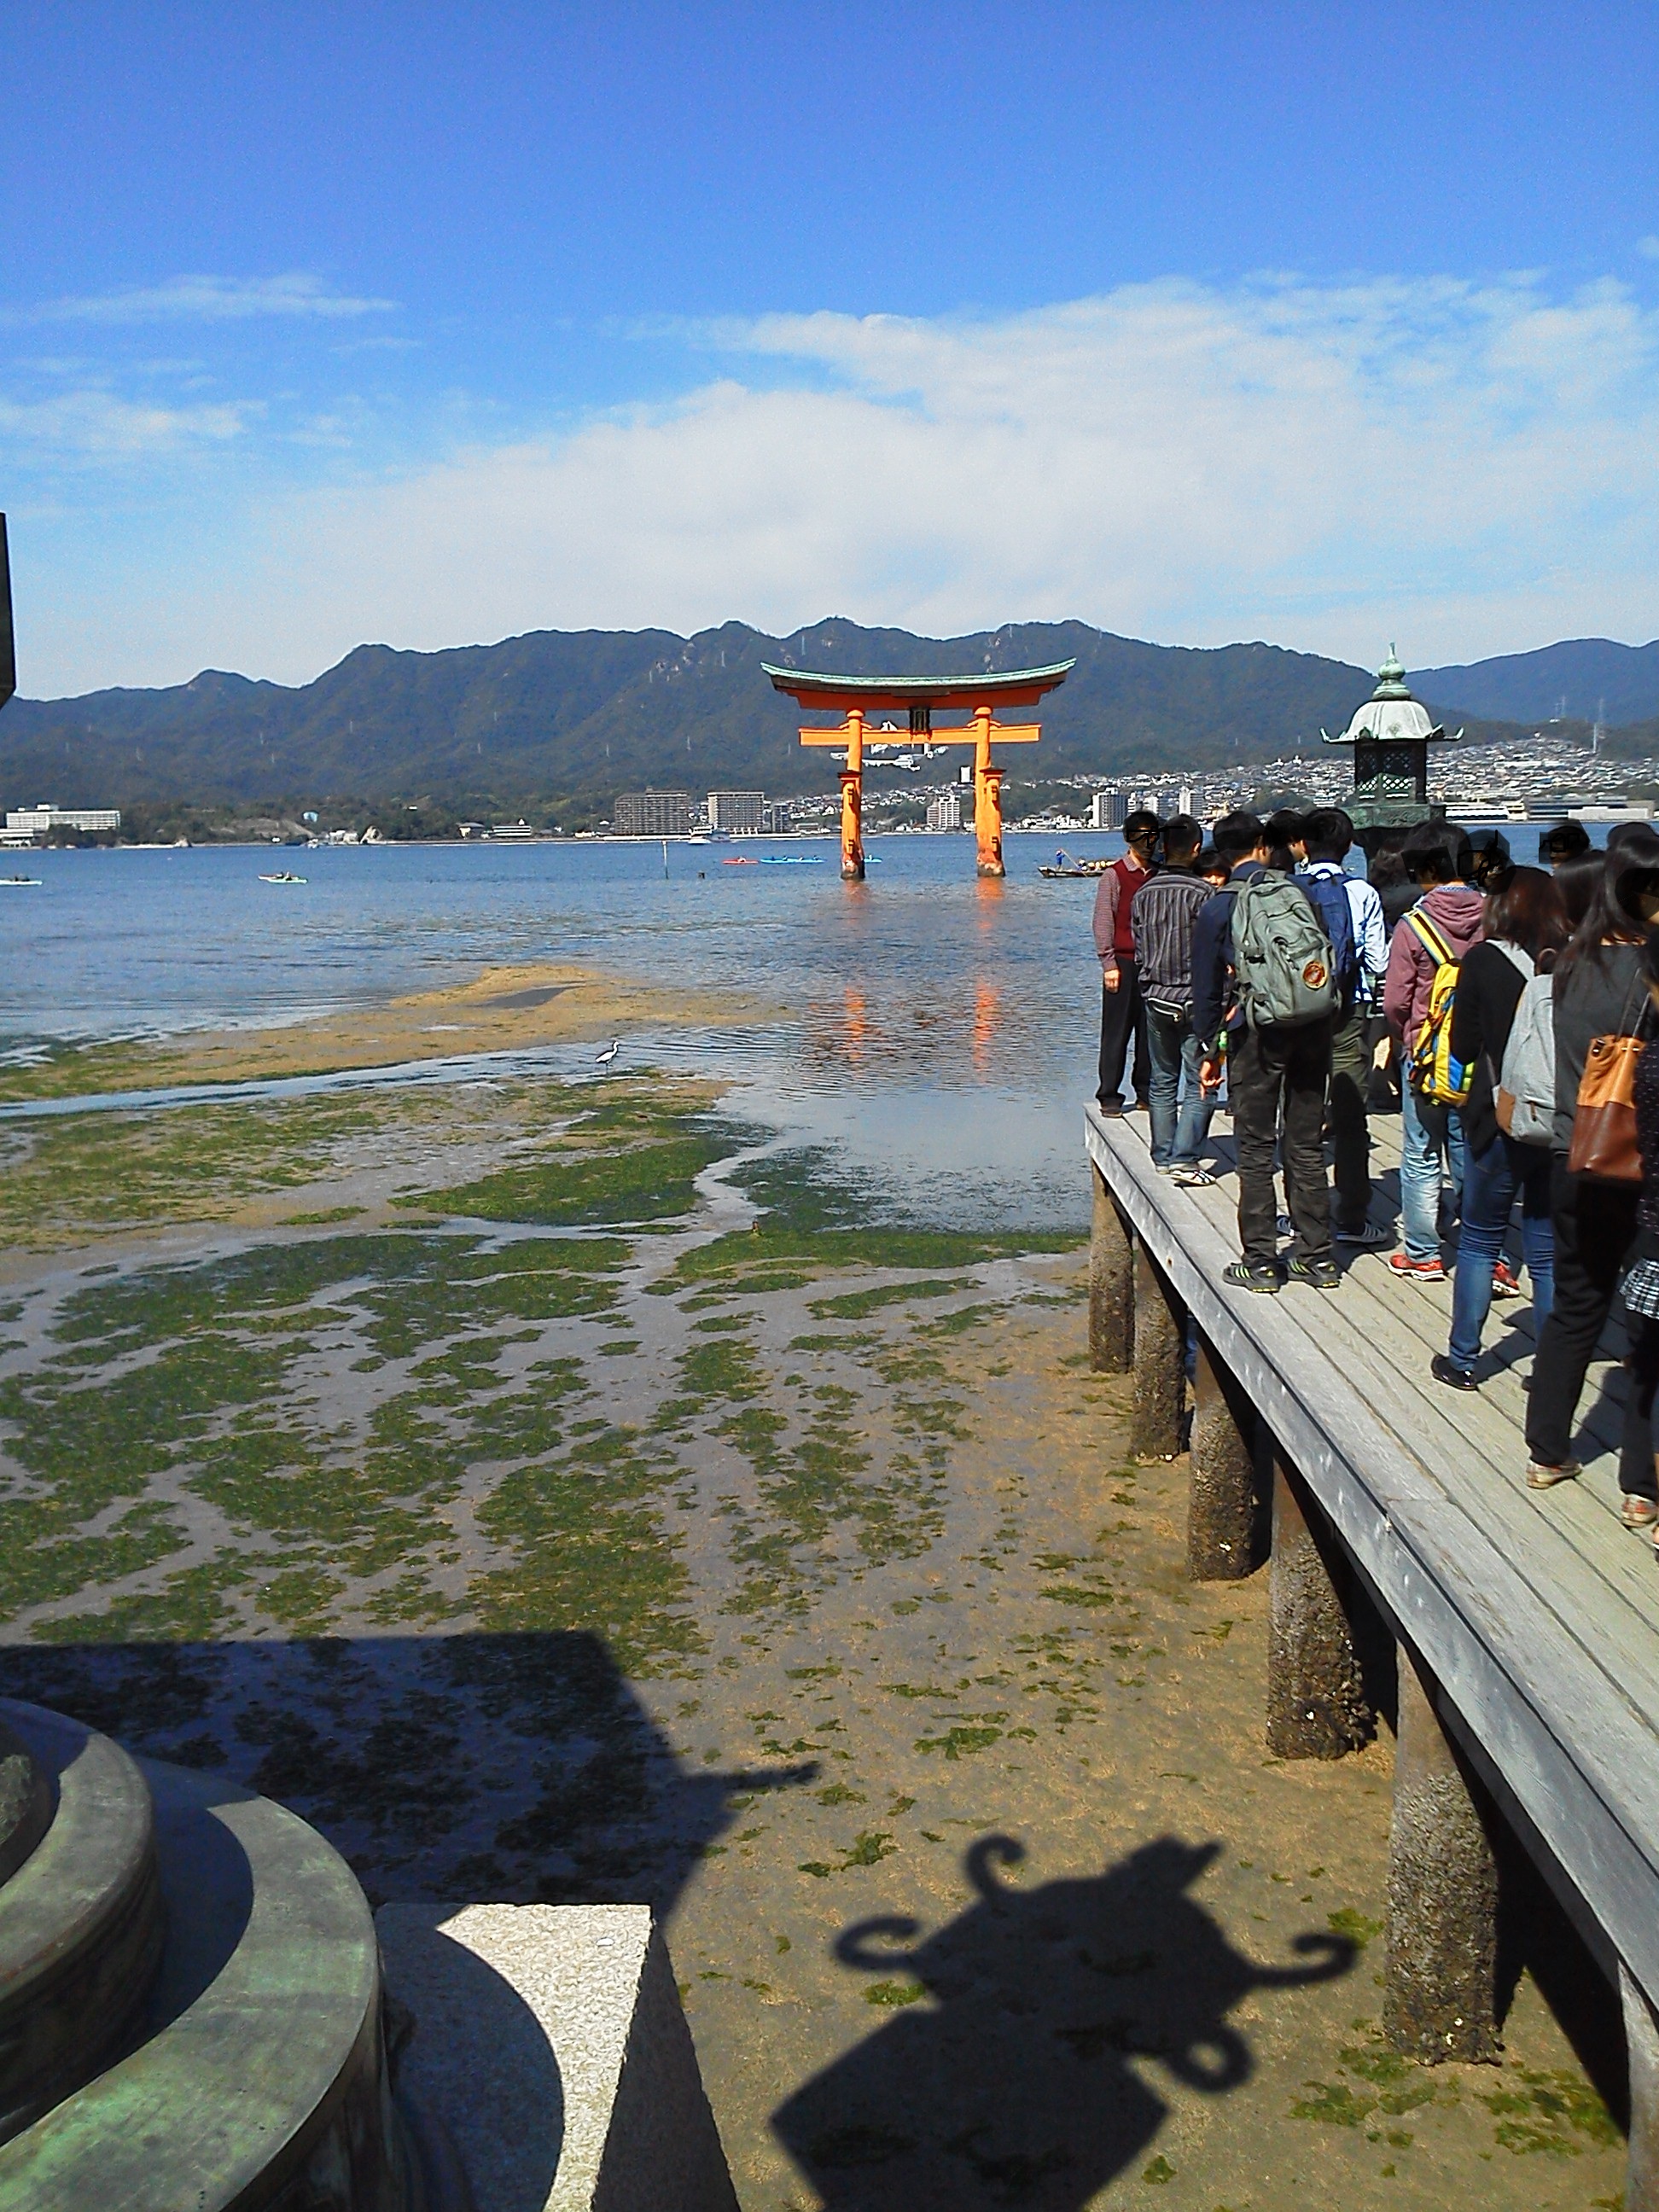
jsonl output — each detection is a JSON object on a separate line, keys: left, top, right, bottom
{"left": 1567, "top": 975, "right": 1651, "bottom": 1182}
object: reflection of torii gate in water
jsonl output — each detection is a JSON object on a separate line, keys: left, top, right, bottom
{"left": 761, "top": 658, "right": 1075, "bottom": 881}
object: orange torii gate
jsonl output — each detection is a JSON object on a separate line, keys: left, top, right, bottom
{"left": 761, "top": 659, "right": 1075, "bottom": 880}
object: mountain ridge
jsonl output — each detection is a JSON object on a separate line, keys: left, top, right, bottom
{"left": 3, "top": 616, "right": 1655, "bottom": 817}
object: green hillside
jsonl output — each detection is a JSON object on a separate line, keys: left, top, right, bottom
{"left": 0, "top": 616, "right": 1397, "bottom": 815}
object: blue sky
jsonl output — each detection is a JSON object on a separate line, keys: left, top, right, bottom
{"left": 5, "top": 1, "right": 1659, "bottom": 692}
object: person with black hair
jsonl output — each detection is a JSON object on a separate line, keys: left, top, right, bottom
{"left": 1264, "top": 808, "right": 1309, "bottom": 873}
{"left": 1131, "top": 814, "right": 1218, "bottom": 1185}
{"left": 1367, "top": 836, "right": 1420, "bottom": 936}
{"left": 1524, "top": 830, "right": 1659, "bottom": 1496}
{"left": 1382, "top": 818, "right": 1482, "bottom": 1279}
{"left": 1467, "top": 826, "right": 1515, "bottom": 895}
{"left": 1541, "top": 819, "right": 1592, "bottom": 869}
{"left": 1196, "top": 847, "right": 1231, "bottom": 889}
{"left": 1430, "top": 866, "right": 1569, "bottom": 1392}
{"left": 1191, "top": 810, "right": 1336, "bottom": 1292}
{"left": 1091, "top": 811, "right": 1161, "bottom": 1115}
{"left": 1614, "top": 922, "right": 1659, "bottom": 1545}
{"left": 1301, "top": 808, "right": 1388, "bottom": 1245}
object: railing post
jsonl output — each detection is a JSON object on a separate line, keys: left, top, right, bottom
{"left": 1188, "top": 1333, "right": 1257, "bottom": 1579}
{"left": 1089, "top": 1164, "right": 1134, "bottom": 1374}
{"left": 1622, "top": 1963, "right": 1659, "bottom": 2212}
{"left": 1131, "top": 1243, "right": 1185, "bottom": 1461}
{"left": 1384, "top": 1645, "right": 1499, "bottom": 2063}
{"left": 1266, "top": 1451, "right": 1371, "bottom": 1756}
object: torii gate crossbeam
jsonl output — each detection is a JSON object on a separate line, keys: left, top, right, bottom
{"left": 762, "top": 660, "right": 1074, "bottom": 880}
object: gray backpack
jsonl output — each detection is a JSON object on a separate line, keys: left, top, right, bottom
{"left": 1495, "top": 954, "right": 1554, "bottom": 1146}
{"left": 1230, "top": 872, "right": 1340, "bottom": 1028}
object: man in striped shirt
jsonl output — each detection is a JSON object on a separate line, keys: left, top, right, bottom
{"left": 1129, "top": 814, "right": 1219, "bottom": 1184}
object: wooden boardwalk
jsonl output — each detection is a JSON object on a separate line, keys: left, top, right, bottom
{"left": 1086, "top": 1095, "right": 1659, "bottom": 2203}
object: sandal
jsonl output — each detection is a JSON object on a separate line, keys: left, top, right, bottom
{"left": 1623, "top": 1495, "right": 1659, "bottom": 1529}
{"left": 1526, "top": 1458, "right": 1581, "bottom": 1489}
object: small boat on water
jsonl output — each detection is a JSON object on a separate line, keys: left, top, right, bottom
{"left": 258, "top": 870, "right": 307, "bottom": 884}
{"left": 721, "top": 856, "right": 758, "bottom": 866}
{"left": 1039, "top": 847, "right": 1110, "bottom": 880}
{"left": 0, "top": 875, "right": 42, "bottom": 888}
{"left": 760, "top": 856, "right": 824, "bottom": 866}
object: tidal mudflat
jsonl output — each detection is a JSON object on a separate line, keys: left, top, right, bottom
{"left": 0, "top": 1040, "right": 1622, "bottom": 2209}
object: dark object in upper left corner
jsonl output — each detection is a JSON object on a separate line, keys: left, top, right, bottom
{"left": 0, "top": 514, "right": 14, "bottom": 714}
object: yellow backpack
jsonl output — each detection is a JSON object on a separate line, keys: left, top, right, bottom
{"left": 1404, "top": 910, "right": 1471, "bottom": 1105}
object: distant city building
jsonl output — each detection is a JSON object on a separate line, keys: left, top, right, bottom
{"left": 5, "top": 803, "right": 121, "bottom": 836}
{"left": 1178, "top": 784, "right": 1197, "bottom": 816}
{"left": 762, "top": 801, "right": 794, "bottom": 834}
{"left": 489, "top": 820, "right": 537, "bottom": 841}
{"left": 707, "top": 789, "right": 766, "bottom": 833}
{"left": 926, "top": 792, "right": 963, "bottom": 831}
{"left": 1091, "top": 789, "right": 1127, "bottom": 831}
{"left": 614, "top": 790, "right": 693, "bottom": 836}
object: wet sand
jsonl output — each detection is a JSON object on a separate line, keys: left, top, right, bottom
{"left": 0, "top": 1072, "right": 1623, "bottom": 2207}
{"left": 0, "top": 959, "right": 768, "bottom": 1099}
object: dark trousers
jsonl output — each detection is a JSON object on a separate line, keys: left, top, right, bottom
{"left": 1097, "top": 959, "right": 1150, "bottom": 1109}
{"left": 1525, "top": 1161, "right": 1650, "bottom": 1491}
{"left": 1327, "top": 1004, "right": 1372, "bottom": 1232}
{"left": 1228, "top": 1017, "right": 1334, "bottom": 1266}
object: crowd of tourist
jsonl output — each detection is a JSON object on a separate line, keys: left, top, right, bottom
{"left": 1091, "top": 806, "right": 1659, "bottom": 1534}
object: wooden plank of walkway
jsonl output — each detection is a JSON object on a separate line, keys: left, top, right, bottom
{"left": 1085, "top": 1098, "right": 1659, "bottom": 2024}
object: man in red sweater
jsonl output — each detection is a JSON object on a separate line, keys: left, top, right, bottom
{"left": 1091, "top": 811, "right": 1161, "bottom": 1114}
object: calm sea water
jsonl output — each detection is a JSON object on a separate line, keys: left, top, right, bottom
{"left": 0, "top": 824, "right": 1569, "bottom": 1230}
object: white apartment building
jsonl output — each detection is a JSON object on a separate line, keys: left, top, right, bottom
{"left": 707, "top": 789, "right": 766, "bottom": 833}
{"left": 926, "top": 792, "right": 963, "bottom": 831}
{"left": 6, "top": 803, "right": 121, "bottom": 835}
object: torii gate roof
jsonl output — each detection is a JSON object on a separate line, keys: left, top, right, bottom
{"left": 761, "top": 659, "right": 1074, "bottom": 711}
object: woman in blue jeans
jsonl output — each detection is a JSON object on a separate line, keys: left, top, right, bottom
{"left": 1431, "top": 866, "right": 1569, "bottom": 1390}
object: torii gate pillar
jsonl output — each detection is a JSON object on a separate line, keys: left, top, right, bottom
{"left": 973, "top": 705, "right": 1004, "bottom": 878}
{"left": 839, "top": 708, "right": 865, "bottom": 882}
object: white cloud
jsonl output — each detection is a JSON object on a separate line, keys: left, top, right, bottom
{"left": 0, "top": 388, "right": 248, "bottom": 457}
{"left": 17, "top": 273, "right": 395, "bottom": 325}
{"left": 18, "top": 269, "right": 1659, "bottom": 690}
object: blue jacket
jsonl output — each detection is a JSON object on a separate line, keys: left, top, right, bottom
{"left": 1190, "top": 861, "right": 1322, "bottom": 1053}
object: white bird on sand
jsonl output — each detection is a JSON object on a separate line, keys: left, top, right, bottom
{"left": 596, "top": 1039, "right": 620, "bottom": 1068}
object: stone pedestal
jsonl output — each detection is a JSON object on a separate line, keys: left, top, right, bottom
{"left": 1088, "top": 1167, "right": 1133, "bottom": 1375}
{"left": 1266, "top": 1454, "right": 1371, "bottom": 1757}
{"left": 1384, "top": 1650, "right": 1499, "bottom": 2063}
{"left": 1187, "top": 1333, "right": 1257, "bottom": 1580}
{"left": 1622, "top": 1963, "right": 1659, "bottom": 2212}
{"left": 1130, "top": 1244, "right": 1185, "bottom": 1461}
{"left": 378, "top": 1903, "right": 737, "bottom": 2212}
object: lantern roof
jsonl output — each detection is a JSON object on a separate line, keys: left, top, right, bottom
{"left": 1322, "top": 645, "right": 1458, "bottom": 748}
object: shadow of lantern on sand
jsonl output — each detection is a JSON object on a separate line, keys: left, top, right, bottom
{"left": 0, "top": 1629, "right": 815, "bottom": 1915}
{"left": 773, "top": 1833, "right": 1356, "bottom": 2211}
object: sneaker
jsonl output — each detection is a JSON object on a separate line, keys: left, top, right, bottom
{"left": 1430, "top": 1353, "right": 1479, "bottom": 1393}
{"left": 1620, "top": 1494, "right": 1659, "bottom": 1530}
{"left": 1129, "top": 1096, "right": 1150, "bottom": 1114}
{"left": 1095, "top": 1099, "right": 1124, "bottom": 1119}
{"left": 1490, "top": 1260, "right": 1523, "bottom": 1301}
{"left": 1525, "top": 1458, "right": 1580, "bottom": 1489}
{"left": 1334, "top": 1220, "right": 1391, "bottom": 1249}
{"left": 1388, "top": 1252, "right": 1447, "bottom": 1282}
{"left": 1286, "top": 1255, "right": 1342, "bottom": 1290}
{"left": 1224, "top": 1260, "right": 1283, "bottom": 1295}
{"left": 1171, "top": 1165, "right": 1216, "bottom": 1188}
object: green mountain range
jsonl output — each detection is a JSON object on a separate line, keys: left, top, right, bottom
{"left": 2, "top": 615, "right": 1644, "bottom": 822}
{"left": 0, "top": 620, "right": 1388, "bottom": 816}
